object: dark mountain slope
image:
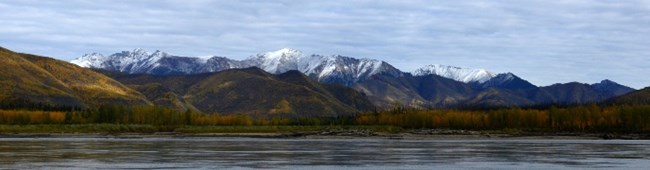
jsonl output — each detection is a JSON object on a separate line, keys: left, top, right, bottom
{"left": 105, "top": 67, "right": 375, "bottom": 117}
{"left": 353, "top": 73, "right": 475, "bottom": 108}
{"left": 353, "top": 74, "right": 428, "bottom": 108}
{"left": 609, "top": 87, "right": 650, "bottom": 105}
{"left": 542, "top": 82, "right": 605, "bottom": 104}
{"left": 463, "top": 88, "right": 536, "bottom": 107}
{"left": 477, "top": 73, "right": 537, "bottom": 89}
{"left": 591, "top": 79, "right": 635, "bottom": 97}
{"left": 413, "top": 74, "right": 475, "bottom": 105}
{"left": 127, "top": 83, "right": 198, "bottom": 112}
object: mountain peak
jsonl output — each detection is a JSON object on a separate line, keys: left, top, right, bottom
{"left": 597, "top": 79, "right": 615, "bottom": 84}
{"left": 413, "top": 64, "right": 496, "bottom": 83}
{"left": 133, "top": 48, "right": 147, "bottom": 53}
{"left": 80, "top": 52, "right": 104, "bottom": 58}
{"left": 591, "top": 79, "right": 635, "bottom": 96}
{"left": 71, "top": 52, "right": 105, "bottom": 67}
{"left": 278, "top": 48, "right": 300, "bottom": 53}
{"left": 479, "top": 72, "right": 537, "bottom": 89}
{"left": 260, "top": 48, "right": 303, "bottom": 59}
{"left": 499, "top": 72, "right": 516, "bottom": 81}
{"left": 591, "top": 79, "right": 624, "bottom": 88}
{"left": 151, "top": 50, "right": 168, "bottom": 58}
{"left": 125, "top": 48, "right": 149, "bottom": 57}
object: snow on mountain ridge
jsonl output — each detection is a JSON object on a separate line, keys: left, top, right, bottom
{"left": 70, "top": 52, "right": 105, "bottom": 68}
{"left": 71, "top": 49, "right": 506, "bottom": 85}
{"left": 413, "top": 64, "right": 497, "bottom": 83}
{"left": 248, "top": 50, "right": 401, "bottom": 85}
{"left": 70, "top": 48, "right": 402, "bottom": 85}
{"left": 251, "top": 48, "right": 304, "bottom": 74}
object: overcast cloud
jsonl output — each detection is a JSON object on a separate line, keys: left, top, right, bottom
{"left": 1, "top": 0, "right": 649, "bottom": 88}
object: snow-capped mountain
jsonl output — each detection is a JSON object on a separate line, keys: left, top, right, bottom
{"left": 71, "top": 48, "right": 402, "bottom": 85}
{"left": 71, "top": 48, "right": 172, "bottom": 74}
{"left": 242, "top": 48, "right": 402, "bottom": 85}
{"left": 413, "top": 64, "right": 496, "bottom": 83}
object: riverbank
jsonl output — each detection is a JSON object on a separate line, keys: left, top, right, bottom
{"left": 1, "top": 125, "right": 648, "bottom": 139}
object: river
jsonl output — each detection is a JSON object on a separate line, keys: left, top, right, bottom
{"left": 1, "top": 137, "right": 649, "bottom": 169}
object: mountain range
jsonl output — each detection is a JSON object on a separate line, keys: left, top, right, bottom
{"left": 71, "top": 48, "right": 636, "bottom": 108}
{"left": 72, "top": 48, "right": 403, "bottom": 86}
{"left": 0, "top": 45, "right": 642, "bottom": 118}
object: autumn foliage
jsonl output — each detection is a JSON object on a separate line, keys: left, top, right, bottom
{"left": 356, "top": 105, "right": 650, "bottom": 132}
{"left": 2, "top": 104, "right": 650, "bottom": 133}
{"left": 0, "top": 106, "right": 248, "bottom": 127}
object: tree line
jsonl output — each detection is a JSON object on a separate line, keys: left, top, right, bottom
{"left": 0, "top": 105, "right": 351, "bottom": 127}
{"left": 356, "top": 104, "right": 650, "bottom": 132}
{"left": 1, "top": 104, "right": 650, "bottom": 132}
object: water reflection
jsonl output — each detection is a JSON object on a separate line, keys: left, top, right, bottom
{"left": 0, "top": 138, "right": 649, "bottom": 169}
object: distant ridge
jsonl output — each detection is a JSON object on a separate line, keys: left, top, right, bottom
{"left": 72, "top": 48, "right": 636, "bottom": 108}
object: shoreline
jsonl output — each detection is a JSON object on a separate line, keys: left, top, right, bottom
{"left": 1, "top": 129, "right": 648, "bottom": 140}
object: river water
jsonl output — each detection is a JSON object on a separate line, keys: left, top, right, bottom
{"left": 0, "top": 137, "right": 649, "bottom": 169}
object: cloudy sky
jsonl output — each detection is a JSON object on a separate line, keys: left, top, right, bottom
{"left": 1, "top": 0, "right": 649, "bottom": 88}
